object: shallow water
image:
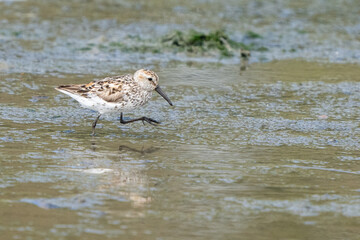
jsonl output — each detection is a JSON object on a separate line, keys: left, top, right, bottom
{"left": 1, "top": 0, "right": 360, "bottom": 239}
{"left": 1, "top": 60, "right": 360, "bottom": 239}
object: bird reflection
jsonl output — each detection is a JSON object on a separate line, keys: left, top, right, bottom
{"left": 85, "top": 141, "right": 157, "bottom": 209}
{"left": 118, "top": 145, "right": 160, "bottom": 155}
{"left": 89, "top": 140, "right": 160, "bottom": 156}
{"left": 90, "top": 141, "right": 97, "bottom": 151}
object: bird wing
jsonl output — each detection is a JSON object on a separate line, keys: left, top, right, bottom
{"left": 56, "top": 75, "right": 134, "bottom": 103}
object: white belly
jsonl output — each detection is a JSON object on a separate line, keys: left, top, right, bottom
{"left": 57, "top": 89, "right": 152, "bottom": 114}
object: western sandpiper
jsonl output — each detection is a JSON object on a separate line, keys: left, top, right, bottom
{"left": 55, "top": 69, "right": 173, "bottom": 135}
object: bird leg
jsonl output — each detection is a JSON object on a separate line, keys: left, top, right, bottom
{"left": 92, "top": 114, "right": 101, "bottom": 135}
{"left": 120, "top": 112, "right": 160, "bottom": 126}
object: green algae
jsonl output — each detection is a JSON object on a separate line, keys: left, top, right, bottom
{"left": 245, "top": 31, "right": 262, "bottom": 39}
{"left": 75, "top": 30, "right": 253, "bottom": 57}
{"left": 162, "top": 29, "right": 250, "bottom": 57}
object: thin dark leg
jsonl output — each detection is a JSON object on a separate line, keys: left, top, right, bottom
{"left": 120, "top": 112, "right": 160, "bottom": 126}
{"left": 92, "top": 114, "right": 101, "bottom": 135}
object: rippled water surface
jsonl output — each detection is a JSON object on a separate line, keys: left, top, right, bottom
{"left": 1, "top": 0, "right": 360, "bottom": 239}
{"left": 1, "top": 60, "right": 359, "bottom": 240}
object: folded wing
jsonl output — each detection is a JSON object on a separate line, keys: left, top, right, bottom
{"left": 56, "top": 78, "right": 128, "bottom": 103}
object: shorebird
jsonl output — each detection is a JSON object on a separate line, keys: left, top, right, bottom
{"left": 55, "top": 69, "right": 173, "bottom": 135}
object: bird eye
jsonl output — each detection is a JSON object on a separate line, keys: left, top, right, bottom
{"left": 148, "top": 77, "right": 153, "bottom": 81}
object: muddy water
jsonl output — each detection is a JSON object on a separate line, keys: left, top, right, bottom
{"left": 1, "top": 61, "right": 359, "bottom": 239}
{"left": 1, "top": 0, "right": 360, "bottom": 239}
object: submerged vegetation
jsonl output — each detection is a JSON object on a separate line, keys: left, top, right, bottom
{"left": 162, "top": 30, "right": 250, "bottom": 57}
{"left": 162, "top": 29, "right": 268, "bottom": 57}
{"left": 77, "top": 29, "right": 268, "bottom": 58}
{"left": 245, "top": 31, "right": 263, "bottom": 39}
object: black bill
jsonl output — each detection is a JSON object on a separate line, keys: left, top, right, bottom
{"left": 155, "top": 86, "right": 173, "bottom": 106}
